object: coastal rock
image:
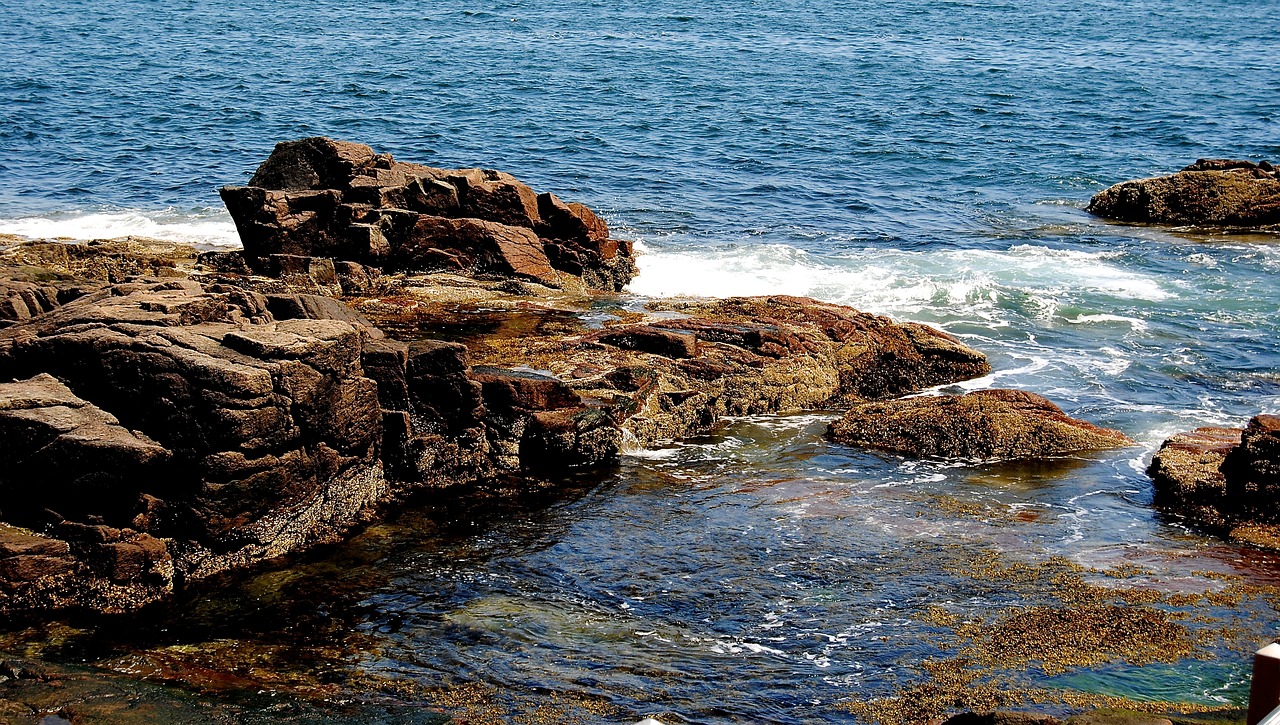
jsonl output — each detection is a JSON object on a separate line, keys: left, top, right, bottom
{"left": 0, "top": 279, "right": 388, "bottom": 612}
{"left": 0, "top": 280, "right": 68, "bottom": 325}
{"left": 1146, "top": 426, "right": 1242, "bottom": 526}
{"left": 0, "top": 219, "right": 995, "bottom": 616}
{"left": 1088, "top": 159, "right": 1280, "bottom": 227}
{"left": 935, "top": 713, "right": 1061, "bottom": 725}
{"left": 1222, "top": 414, "right": 1280, "bottom": 520}
{"left": 1149, "top": 415, "right": 1280, "bottom": 543}
{"left": 827, "top": 389, "right": 1133, "bottom": 460}
{"left": 219, "top": 137, "right": 637, "bottom": 291}
{"left": 464, "top": 295, "right": 992, "bottom": 447}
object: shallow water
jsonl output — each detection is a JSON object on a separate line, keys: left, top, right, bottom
{"left": 2, "top": 0, "right": 1279, "bottom": 721}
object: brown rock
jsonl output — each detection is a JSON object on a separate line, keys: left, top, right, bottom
{"left": 1149, "top": 415, "right": 1280, "bottom": 535}
{"left": 1063, "top": 713, "right": 1172, "bottom": 725}
{"left": 0, "top": 374, "right": 172, "bottom": 521}
{"left": 938, "top": 713, "right": 1061, "bottom": 725}
{"left": 596, "top": 325, "right": 700, "bottom": 359}
{"left": 1147, "top": 426, "right": 1242, "bottom": 526}
{"left": 828, "top": 389, "right": 1133, "bottom": 460}
{"left": 1088, "top": 160, "right": 1280, "bottom": 226}
{"left": 0, "top": 279, "right": 387, "bottom": 612}
{"left": 1222, "top": 414, "right": 1280, "bottom": 521}
{"left": 404, "top": 340, "right": 486, "bottom": 434}
{"left": 220, "top": 137, "right": 635, "bottom": 290}
{"left": 471, "top": 295, "right": 991, "bottom": 448}
{"left": 391, "top": 215, "right": 559, "bottom": 286}
{"left": 472, "top": 366, "right": 583, "bottom": 414}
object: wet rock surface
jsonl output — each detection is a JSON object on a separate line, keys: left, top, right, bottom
{"left": 1088, "top": 158, "right": 1280, "bottom": 227}
{"left": 1150, "top": 415, "right": 1280, "bottom": 543}
{"left": 466, "top": 295, "right": 992, "bottom": 448}
{"left": 0, "top": 227, "right": 993, "bottom": 614}
{"left": 220, "top": 137, "right": 637, "bottom": 291}
{"left": 827, "top": 389, "right": 1133, "bottom": 460}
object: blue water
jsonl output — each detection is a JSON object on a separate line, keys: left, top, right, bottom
{"left": 3, "top": 0, "right": 1280, "bottom": 722}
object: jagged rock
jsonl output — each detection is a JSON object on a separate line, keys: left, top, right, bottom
{"left": 0, "top": 217, "right": 996, "bottom": 616}
{"left": 259, "top": 254, "right": 343, "bottom": 296}
{"left": 220, "top": 137, "right": 637, "bottom": 290}
{"left": 1088, "top": 159, "right": 1280, "bottom": 227}
{"left": 828, "top": 389, "right": 1133, "bottom": 460}
{"left": 0, "top": 374, "right": 172, "bottom": 521}
{"left": 596, "top": 325, "right": 699, "bottom": 359}
{"left": 1223, "top": 414, "right": 1280, "bottom": 519}
{"left": 0, "top": 279, "right": 388, "bottom": 612}
{"left": 0, "top": 280, "right": 66, "bottom": 325}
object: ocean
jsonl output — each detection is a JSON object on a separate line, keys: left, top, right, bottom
{"left": 2, "top": 0, "right": 1279, "bottom": 721}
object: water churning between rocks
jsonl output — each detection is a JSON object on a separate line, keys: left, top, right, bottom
{"left": 1, "top": 0, "right": 1279, "bottom": 722}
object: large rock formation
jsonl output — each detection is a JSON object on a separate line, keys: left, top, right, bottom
{"left": 220, "top": 137, "right": 636, "bottom": 291}
{"left": 1088, "top": 159, "right": 1280, "bottom": 227}
{"left": 1149, "top": 415, "right": 1280, "bottom": 537}
{"left": 0, "top": 280, "right": 389, "bottom": 611}
{"left": 0, "top": 140, "right": 1007, "bottom": 615}
{"left": 827, "top": 389, "right": 1133, "bottom": 461}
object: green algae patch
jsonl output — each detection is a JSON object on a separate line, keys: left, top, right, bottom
{"left": 838, "top": 547, "right": 1269, "bottom": 725}
{"left": 960, "top": 605, "right": 1195, "bottom": 675}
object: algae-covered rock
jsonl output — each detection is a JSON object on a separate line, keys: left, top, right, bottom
{"left": 1149, "top": 415, "right": 1280, "bottom": 544}
{"left": 828, "top": 389, "right": 1133, "bottom": 460}
{"left": 1088, "top": 159, "right": 1280, "bottom": 227}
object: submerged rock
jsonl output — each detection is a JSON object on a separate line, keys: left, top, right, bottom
{"left": 1088, "top": 158, "right": 1280, "bottom": 227}
{"left": 827, "top": 389, "right": 1133, "bottom": 460}
{"left": 220, "top": 137, "right": 637, "bottom": 291}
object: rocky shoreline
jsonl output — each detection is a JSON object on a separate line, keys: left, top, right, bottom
{"left": 0, "top": 138, "right": 1012, "bottom": 617}
{"left": 1088, "top": 158, "right": 1280, "bottom": 228}
{"left": 1, "top": 142, "right": 1277, "bottom": 723}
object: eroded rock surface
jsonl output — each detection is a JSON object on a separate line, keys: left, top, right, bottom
{"left": 466, "top": 295, "right": 992, "bottom": 447}
{"left": 220, "top": 137, "right": 636, "bottom": 291}
{"left": 0, "top": 279, "right": 388, "bottom": 611}
{"left": 1088, "top": 158, "right": 1280, "bottom": 227}
{"left": 0, "top": 143, "right": 1007, "bottom": 615}
{"left": 827, "top": 389, "right": 1133, "bottom": 461}
{"left": 1149, "top": 415, "right": 1280, "bottom": 542}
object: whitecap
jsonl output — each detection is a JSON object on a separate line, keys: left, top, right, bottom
{"left": 0, "top": 210, "right": 242, "bottom": 248}
{"left": 1063, "top": 313, "right": 1149, "bottom": 332}
{"left": 626, "top": 240, "right": 1172, "bottom": 322}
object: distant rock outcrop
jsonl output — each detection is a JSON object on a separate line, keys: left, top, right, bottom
{"left": 1088, "top": 159, "right": 1280, "bottom": 227}
{"left": 827, "top": 389, "right": 1133, "bottom": 460}
{"left": 220, "top": 137, "right": 636, "bottom": 291}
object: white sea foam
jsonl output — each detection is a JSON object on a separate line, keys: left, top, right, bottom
{"left": 1064, "top": 313, "right": 1149, "bottom": 332}
{"left": 626, "top": 240, "right": 1171, "bottom": 318}
{"left": 0, "top": 210, "right": 242, "bottom": 248}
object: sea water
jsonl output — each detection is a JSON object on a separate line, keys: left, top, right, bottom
{"left": 2, "top": 0, "right": 1279, "bottom": 721}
